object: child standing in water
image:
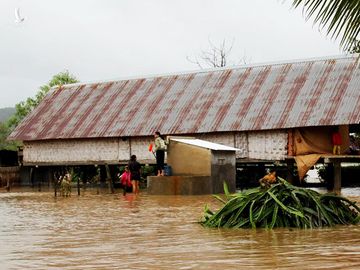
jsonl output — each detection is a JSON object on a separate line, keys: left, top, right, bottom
{"left": 120, "top": 166, "right": 132, "bottom": 195}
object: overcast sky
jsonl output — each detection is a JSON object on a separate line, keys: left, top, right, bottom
{"left": 0, "top": 0, "right": 344, "bottom": 108}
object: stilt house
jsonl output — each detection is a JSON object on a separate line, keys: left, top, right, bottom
{"left": 8, "top": 55, "right": 360, "bottom": 184}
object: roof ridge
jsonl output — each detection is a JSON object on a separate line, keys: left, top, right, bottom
{"left": 58, "top": 54, "right": 357, "bottom": 89}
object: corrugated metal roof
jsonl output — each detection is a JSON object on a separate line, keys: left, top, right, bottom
{"left": 9, "top": 55, "right": 360, "bottom": 141}
{"left": 171, "top": 138, "right": 239, "bottom": 151}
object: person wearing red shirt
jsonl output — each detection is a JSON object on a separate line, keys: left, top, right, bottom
{"left": 332, "top": 127, "right": 342, "bottom": 155}
{"left": 119, "top": 166, "right": 132, "bottom": 195}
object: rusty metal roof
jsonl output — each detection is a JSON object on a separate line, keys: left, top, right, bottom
{"left": 9, "top": 55, "right": 360, "bottom": 141}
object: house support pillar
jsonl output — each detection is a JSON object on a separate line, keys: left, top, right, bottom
{"left": 333, "top": 160, "right": 341, "bottom": 194}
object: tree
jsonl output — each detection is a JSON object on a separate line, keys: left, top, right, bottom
{"left": 291, "top": 0, "right": 360, "bottom": 51}
{"left": 1, "top": 71, "right": 78, "bottom": 150}
{"left": 187, "top": 39, "right": 249, "bottom": 69}
{"left": 0, "top": 122, "right": 19, "bottom": 150}
{"left": 292, "top": 1, "right": 360, "bottom": 140}
{"left": 7, "top": 71, "right": 78, "bottom": 130}
{"left": 349, "top": 38, "right": 360, "bottom": 53}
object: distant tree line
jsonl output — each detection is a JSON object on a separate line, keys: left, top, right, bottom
{"left": 0, "top": 108, "right": 15, "bottom": 123}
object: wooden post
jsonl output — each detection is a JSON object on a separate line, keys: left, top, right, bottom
{"left": 38, "top": 166, "right": 41, "bottom": 192}
{"left": 333, "top": 160, "right": 341, "bottom": 194}
{"left": 286, "top": 159, "right": 295, "bottom": 185}
{"left": 54, "top": 175, "right": 58, "bottom": 197}
{"left": 48, "top": 168, "right": 52, "bottom": 188}
{"left": 29, "top": 167, "right": 34, "bottom": 188}
{"left": 105, "top": 165, "right": 114, "bottom": 194}
{"left": 77, "top": 176, "right": 80, "bottom": 196}
{"left": 95, "top": 165, "right": 100, "bottom": 195}
{"left": 6, "top": 177, "right": 10, "bottom": 192}
{"left": 35, "top": 165, "right": 43, "bottom": 192}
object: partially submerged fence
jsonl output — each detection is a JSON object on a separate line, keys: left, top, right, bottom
{"left": 0, "top": 166, "right": 20, "bottom": 189}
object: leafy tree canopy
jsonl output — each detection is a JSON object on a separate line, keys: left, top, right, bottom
{"left": 7, "top": 71, "right": 78, "bottom": 130}
{"left": 349, "top": 38, "right": 360, "bottom": 53}
{"left": 1, "top": 70, "right": 78, "bottom": 150}
{"left": 0, "top": 122, "right": 19, "bottom": 150}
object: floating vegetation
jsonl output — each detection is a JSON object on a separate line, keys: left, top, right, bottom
{"left": 201, "top": 178, "right": 360, "bottom": 229}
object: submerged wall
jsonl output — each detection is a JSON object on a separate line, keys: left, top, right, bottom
{"left": 147, "top": 175, "right": 212, "bottom": 195}
{"left": 0, "top": 166, "right": 20, "bottom": 187}
{"left": 211, "top": 151, "right": 236, "bottom": 194}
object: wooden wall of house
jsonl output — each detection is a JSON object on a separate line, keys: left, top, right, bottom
{"left": 23, "top": 139, "right": 121, "bottom": 164}
{"left": 22, "top": 130, "right": 288, "bottom": 165}
{"left": 247, "top": 130, "right": 288, "bottom": 160}
{"left": 198, "top": 131, "right": 288, "bottom": 160}
{"left": 23, "top": 137, "right": 155, "bottom": 165}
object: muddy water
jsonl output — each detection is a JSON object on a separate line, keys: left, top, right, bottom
{"left": 0, "top": 188, "right": 360, "bottom": 270}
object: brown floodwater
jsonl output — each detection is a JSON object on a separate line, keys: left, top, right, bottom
{"left": 0, "top": 187, "right": 360, "bottom": 270}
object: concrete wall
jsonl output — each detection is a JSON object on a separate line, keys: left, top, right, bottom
{"left": 211, "top": 151, "right": 236, "bottom": 193}
{"left": 22, "top": 130, "right": 288, "bottom": 165}
{"left": 147, "top": 175, "right": 212, "bottom": 195}
{"left": 166, "top": 140, "right": 211, "bottom": 175}
{"left": 148, "top": 150, "right": 236, "bottom": 195}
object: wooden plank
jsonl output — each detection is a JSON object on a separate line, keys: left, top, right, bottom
{"left": 324, "top": 156, "right": 360, "bottom": 163}
{"left": 22, "top": 159, "right": 156, "bottom": 166}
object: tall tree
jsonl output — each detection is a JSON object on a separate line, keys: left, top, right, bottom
{"left": 349, "top": 38, "right": 360, "bottom": 53}
{"left": 291, "top": 0, "right": 360, "bottom": 51}
{"left": 187, "top": 39, "right": 249, "bottom": 69}
{"left": 7, "top": 71, "right": 78, "bottom": 130}
{"left": 0, "top": 122, "right": 18, "bottom": 150}
{"left": 1, "top": 71, "right": 78, "bottom": 150}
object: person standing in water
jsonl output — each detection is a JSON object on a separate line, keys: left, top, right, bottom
{"left": 119, "top": 166, "right": 132, "bottom": 196}
{"left": 128, "top": 155, "right": 141, "bottom": 194}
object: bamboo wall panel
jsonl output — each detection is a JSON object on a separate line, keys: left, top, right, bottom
{"left": 23, "top": 139, "right": 119, "bottom": 163}
{"left": 22, "top": 131, "right": 288, "bottom": 164}
{"left": 248, "top": 130, "right": 288, "bottom": 160}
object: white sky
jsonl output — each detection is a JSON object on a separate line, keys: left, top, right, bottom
{"left": 0, "top": 0, "right": 344, "bottom": 108}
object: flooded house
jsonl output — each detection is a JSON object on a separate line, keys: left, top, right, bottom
{"left": 8, "top": 55, "right": 360, "bottom": 190}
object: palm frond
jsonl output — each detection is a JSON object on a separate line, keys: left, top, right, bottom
{"left": 292, "top": 0, "right": 360, "bottom": 51}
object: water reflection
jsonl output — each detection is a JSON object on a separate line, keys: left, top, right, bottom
{"left": 0, "top": 188, "right": 359, "bottom": 269}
